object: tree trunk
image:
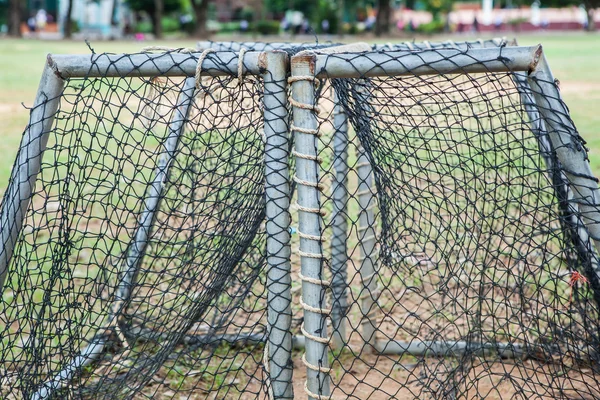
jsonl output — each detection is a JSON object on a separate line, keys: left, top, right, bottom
{"left": 153, "top": 0, "right": 163, "bottom": 38}
{"left": 64, "top": 0, "right": 74, "bottom": 38}
{"left": 110, "top": 0, "right": 119, "bottom": 26}
{"left": 375, "top": 0, "right": 391, "bottom": 37}
{"left": 8, "top": 0, "right": 21, "bottom": 37}
{"left": 587, "top": 8, "right": 595, "bottom": 31}
{"left": 192, "top": 0, "right": 209, "bottom": 38}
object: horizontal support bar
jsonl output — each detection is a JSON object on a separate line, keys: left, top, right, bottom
{"left": 374, "top": 339, "right": 526, "bottom": 359}
{"left": 47, "top": 51, "right": 266, "bottom": 79}
{"left": 302, "top": 46, "right": 541, "bottom": 79}
{"left": 132, "top": 328, "right": 527, "bottom": 360}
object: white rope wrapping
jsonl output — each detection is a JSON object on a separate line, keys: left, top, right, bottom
{"left": 304, "top": 383, "right": 333, "bottom": 400}
{"left": 294, "top": 175, "right": 325, "bottom": 192}
{"left": 446, "top": 40, "right": 459, "bottom": 50}
{"left": 291, "top": 124, "right": 321, "bottom": 136}
{"left": 288, "top": 75, "right": 319, "bottom": 84}
{"left": 290, "top": 70, "right": 334, "bottom": 398}
{"left": 302, "top": 353, "right": 332, "bottom": 373}
{"left": 289, "top": 97, "right": 321, "bottom": 113}
{"left": 298, "top": 249, "right": 325, "bottom": 259}
{"left": 297, "top": 231, "right": 324, "bottom": 242}
{"left": 195, "top": 48, "right": 215, "bottom": 89}
{"left": 237, "top": 47, "right": 247, "bottom": 84}
{"left": 301, "top": 324, "right": 329, "bottom": 345}
{"left": 404, "top": 41, "right": 415, "bottom": 50}
{"left": 292, "top": 148, "right": 323, "bottom": 163}
{"left": 295, "top": 202, "right": 326, "bottom": 216}
{"left": 299, "top": 271, "right": 331, "bottom": 287}
{"left": 300, "top": 296, "right": 332, "bottom": 315}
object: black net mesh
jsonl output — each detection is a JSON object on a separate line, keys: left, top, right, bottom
{"left": 306, "top": 48, "right": 600, "bottom": 399}
{"left": 0, "top": 51, "right": 272, "bottom": 399}
{"left": 2, "top": 42, "right": 600, "bottom": 400}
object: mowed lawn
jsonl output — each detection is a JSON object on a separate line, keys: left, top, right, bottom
{"left": 0, "top": 33, "right": 598, "bottom": 189}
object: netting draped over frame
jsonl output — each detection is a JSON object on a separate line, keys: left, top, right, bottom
{"left": 2, "top": 41, "right": 600, "bottom": 400}
{"left": 0, "top": 52, "right": 271, "bottom": 399}
{"left": 316, "top": 63, "right": 600, "bottom": 398}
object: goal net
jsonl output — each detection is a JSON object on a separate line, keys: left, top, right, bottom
{"left": 0, "top": 41, "right": 599, "bottom": 400}
{"left": 288, "top": 43, "right": 600, "bottom": 399}
{"left": 0, "top": 50, "right": 275, "bottom": 399}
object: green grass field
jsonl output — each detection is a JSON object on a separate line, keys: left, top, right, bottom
{"left": 0, "top": 33, "right": 598, "bottom": 189}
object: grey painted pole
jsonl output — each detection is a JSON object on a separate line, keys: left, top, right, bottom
{"left": 261, "top": 51, "right": 294, "bottom": 400}
{"left": 0, "top": 62, "right": 65, "bottom": 294}
{"left": 313, "top": 46, "right": 540, "bottom": 79}
{"left": 528, "top": 52, "right": 600, "bottom": 281}
{"left": 48, "top": 52, "right": 265, "bottom": 78}
{"left": 374, "top": 339, "right": 526, "bottom": 359}
{"left": 356, "top": 145, "right": 378, "bottom": 353}
{"left": 350, "top": 80, "right": 379, "bottom": 354}
{"left": 512, "top": 69, "right": 600, "bottom": 281}
{"left": 291, "top": 52, "right": 332, "bottom": 400}
{"left": 31, "top": 77, "right": 197, "bottom": 400}
{"left": 329, "top": 91, "right": 349, "bottom": 350}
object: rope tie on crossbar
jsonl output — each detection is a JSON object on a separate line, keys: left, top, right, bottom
{"left": 237, "top": 47, "right": 247, "bottom": 84}
{"left": 446, "top": 40, "right": 459, "bottom": 50}
{"left": 140, "top": 46, "right": 217, "bottom": 91}
{"left": 195, "top": 48, "right": 215, "bottom": 89}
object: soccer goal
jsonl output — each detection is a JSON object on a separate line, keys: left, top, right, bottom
{"left": 1, "top": 41, "right": 599, "bottom": 400}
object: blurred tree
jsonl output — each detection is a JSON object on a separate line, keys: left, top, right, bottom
{"left": 64, "top": 0, "right": 74, "bottom": 38}
{"left": 315, "top": 0, "right": 339, "bottom": 33}
{"left": 191, "top": 0, "right": 209, "bottom": 37}
{"left": 155, "top": 0, "right": 163, "bottom": 37}
{"left": 425, "top": 0, "right": 452, "bottom": 21}
{"left": 7, "top": 0, "right": 21, "bottom": 37}
{"left": 582, "top": 0, "right": 597, "bottom": 30}
{"left": 110, "top": 0, "right": 119, "bottom": 27}
{"left": 544, "top": 0, "right": 597, "bottom": 30}
{"left": 127, "top": 0, "right": 180, "bottom": 37}
{"left": 375, "top": 0, "right": 390, "bottom": 36}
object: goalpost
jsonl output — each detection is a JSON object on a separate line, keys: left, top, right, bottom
{"left": 1, "top": 41, "right": 599, "bottom": 400}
